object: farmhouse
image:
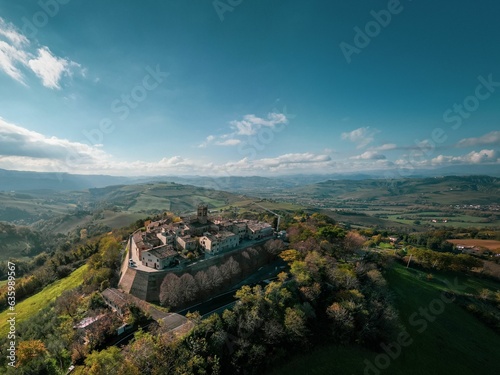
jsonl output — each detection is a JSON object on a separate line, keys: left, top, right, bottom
{"left": 102, "top": 288, "right": 130, "bottom": 316}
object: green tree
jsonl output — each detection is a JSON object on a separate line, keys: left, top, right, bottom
{"left": 84, "top": 347, "right": 123, "bottom": 375}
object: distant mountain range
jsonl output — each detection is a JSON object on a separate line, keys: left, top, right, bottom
{"left": 1, "top": 164, "right": 500, "bottom": 192}
{"left": 0, "top": 169, "right": 133, "bottom": 191}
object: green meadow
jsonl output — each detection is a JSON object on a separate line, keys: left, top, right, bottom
{"left": 0, "top": 264, "right": 87, "bottom": 336}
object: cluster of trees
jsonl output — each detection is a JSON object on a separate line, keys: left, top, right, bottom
{"left": 0, "top": 240, "right": 102, "bottom": 311}
{"left": 0, "top": 289, "right": 129, "bottom": 374}
{"left": 83, "top": 237, "right": 123, "bottom": 293}
{"left": 0, "top": 222, "right": 60, "bottom": 258}
{"left": 0, "top": 233, "right": 125, "bottom": 311}
{"left": 402, "top": 247, "right": 483, "bottom": 272}
{"left": 0, "top": 213, "right": 399, "bottom": 374}
{"left": 0, "top": 235, "right": 130, "bottom": 373}
{"left": 160, "top": 240, "right": 286, "bottom": 309}
{"left": 160, "top": 257, "right": 241, "bottom": 308}
{"left": 68, "top": 217, "right": 398, "bottom": 375}
{"left": 455, "top": 290, "right": 500, "bottom": 335}
{"left": 402, "top": 228, "right": 500, "bottom": 250}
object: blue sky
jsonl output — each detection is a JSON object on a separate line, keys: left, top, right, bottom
{"left": 0, "top": 0, "right": 499, "bottom": 176}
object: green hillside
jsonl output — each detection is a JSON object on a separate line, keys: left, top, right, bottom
{"left": 269, "top": 263, "right": 500, "bottom": 375}
{"left": 0, "top": 264, "right": 87, "bottom": 336}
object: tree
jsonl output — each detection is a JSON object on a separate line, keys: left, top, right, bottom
{"left": 194, "top": 271, "right": 210, "bottom": 297}
{"left": 55, "top": 288, "right": 81, "bottom": 317}
{"left": 219, "top": 263, "right": 232, "bottom": 284}
{"left": 160, "top": 273, "right": 183, "bottom": 307}
{"left": 340, "top": 231, "right": 365, "bottom": 260}
{"left": 290, "top": 261, "right": 312, "bottom": 285}
{"left": 317, "top": 225, "right": 345, "bottom": 242}
{"left": 280, "top": 249, "right": 301, "bottom": 263}
{"left": 84, "top": 347, "right": 123, "bottom": 375}
{"left": 264, "top": 239, "right": 286, "bottom": 257}
{"left": 226, "top": 257, "right": 241, "bottom": 279}
{"left": 326, "top": 302, "right": 355, "bottom": 341}
{"left": 16, "top": 339, "right": 47, "bottom": 367}
{"left": 122, "top": 331, "right": 156, "bottom": 375}
{"left": 179, "top": 273, "right": 198, "bottom": 304}
{"left": 206, "top": 266, "right": 223, "bottom": 292}
{"left": 284, "top": 307, "right": 308, "bottom": 342}
{"left": 86, "top": 313, "right": 118, "bottom": 350}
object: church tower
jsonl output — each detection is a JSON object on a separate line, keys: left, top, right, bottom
{"left": 197, "top": 204, "right": 208, "bottom": 224}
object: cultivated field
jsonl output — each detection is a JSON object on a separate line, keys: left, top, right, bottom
{"left": 447, "top": 239, "right": 500, "bottom": 253}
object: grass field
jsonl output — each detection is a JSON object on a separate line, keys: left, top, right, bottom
{"left": 447, "top": 239, "right": 500, "bottom": 253}
{"left": 268, "top": 263, "right": 500, "bottom": 375}
{"left": 0, "top": 264, "right": 87, "bottom": 336}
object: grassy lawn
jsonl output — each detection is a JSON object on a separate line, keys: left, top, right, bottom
{"left": 0, "top": 264, "right": 87, "bottom": 336}
{"left": 268, "top": 263, "right": 500, "bottom": 375}
{"left": 378, "top": 242, "right": 394, "bottom": 249}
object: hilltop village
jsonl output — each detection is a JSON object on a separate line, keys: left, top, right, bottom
{"left": 131, "top": 204, "right": 275, "bottom": 270}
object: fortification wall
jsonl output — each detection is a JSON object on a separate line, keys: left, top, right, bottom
{"left": 119, "top": 241, "right": 271, "bottom": 302}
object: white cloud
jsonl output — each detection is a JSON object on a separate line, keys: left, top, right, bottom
{"left": 0, "top": 18, "right": 28, "bottom": 47}
{"left": 371, "top": 143, "right": 397, "bottom": 151}
{"left": 198, "top": 112, "right": 289, "bottom": 148}
{"left": 0, "top": 40, "right": 29, "bottom": 84}
{"left": 4, "top": 118, "right": 497, "bottom": 177}
{"left": 395, "top": 149, "right": 499, "bottom": 168}
{"left": 432, "top": 149, "right": 498, "bottom": 165}
{"left": 0, "top": 117, "right": 107, "bottom": 165}
{"left": 0, "top": 17, "right": 83, "bottom": 89}
{"left": 230, "top": 113, "right": 288, "bottom": 136}
{"left": 350, "top": 151, "right": 386, "bottom": 160}
{"left": 216, "top": 139, "right": 241, "bottom": 146}
{"left": 341, "top": 127, "right": 378, "bottom": 149}
{"left": 456, "top": 131, "right": 500, "bottom": 148}
{"left": 198, "top": 135, "right": 215, "bottom": 148}
{"left": 28, "top": 47, "right": 82, "bottom": 89}
{"left": 0, "top": 119, "right": 336, "bottom": 175}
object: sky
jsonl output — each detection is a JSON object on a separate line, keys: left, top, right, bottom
{"left": 0, "top": 0, "right": 499, "bottom": 177}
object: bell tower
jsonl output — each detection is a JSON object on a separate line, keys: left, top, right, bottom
{"left": 197, "top": 204, "right": 208, "bottom": 224}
